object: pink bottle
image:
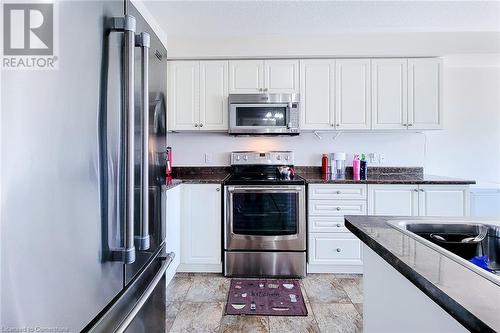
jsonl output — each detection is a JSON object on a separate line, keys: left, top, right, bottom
{"left": 352, "top": 154, "right": 361, "bottom": 181}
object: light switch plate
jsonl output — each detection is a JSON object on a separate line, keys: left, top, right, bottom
{"left": 204, "top": 153, "right": 212, "bottom": 164}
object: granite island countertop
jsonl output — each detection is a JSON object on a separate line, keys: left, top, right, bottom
{"left": 345, "top": 215, "right": 500, "bottom": 333}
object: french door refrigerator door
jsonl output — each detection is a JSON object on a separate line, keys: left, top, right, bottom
{"left": 1, "top": 1, "right": 133, "bottom": 331}
{"left": 125, "top": 1, "right": 167, "bottom": 285}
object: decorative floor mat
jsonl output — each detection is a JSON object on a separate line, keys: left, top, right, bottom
{"left": 225, "top": 279, "right": 307, "bottom": 316}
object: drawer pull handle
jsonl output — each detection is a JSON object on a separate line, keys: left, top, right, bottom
{"left": 336, "top": 191, "right": 341, "bottom": 194}
{"left": 336, "top": 224, "right": 341, "bottom": 227}
{"left": 336, "top": 248, "right": 342, "bottom": 253}
{"left": 336, "top": 207, "right": 341, "bottom": 211}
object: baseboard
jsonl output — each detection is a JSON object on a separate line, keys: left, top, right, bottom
{"left": 307, "top": 264, "right": 363, "bottom": 274}
{"left": 177, "top": 263, "right": 223, "bottom": 273}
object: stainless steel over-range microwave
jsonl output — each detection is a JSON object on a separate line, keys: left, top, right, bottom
{"left": 228, "top": 93, "right": 300, "bottom": 135}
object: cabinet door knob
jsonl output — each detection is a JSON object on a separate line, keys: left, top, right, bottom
{"left": 402, "top": 123, "right": 407, "bottom": 126}
{"left": 336, "top": 248, "right": 342, "bottom": 253}
{"left": 336, "top": 223, "right": 341, "bottom": 227}
{"left": 199, "top": 123, "right": 204, "bottom": 127}
{"left": 420, "top": 189, "right": 425, "bottom": 192}
{"left": 216, "top": 188, "right": 220, "bottom": 192}
{"left": 331, "top": 123, "right": 335, "bottom": 127}
{"left": 408, "top": 124, "right": 413, "bottom": 127}
{"left": 336, "top": 124, "right": 340, "bottom": 127}
{"left": 336, "top": 207, "right": 341, "bottom": 211}
{"left": 413, "top": 188, "right": 418, "bottom": 192}
{"left": 264, "top": 88, "right": 268, "bottom": 92}
{"left": 259, "top": 88, "right": 263, "bottom": 92}
{"left": 336, "top": 191, "right": 341, "bottom": 194}
{"left": 194, "top": 123, "right": 198, "bottom": 127}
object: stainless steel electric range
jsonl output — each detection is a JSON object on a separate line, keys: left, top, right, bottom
{"left": 223, "top": 151, "right": 306, "bottom": 277}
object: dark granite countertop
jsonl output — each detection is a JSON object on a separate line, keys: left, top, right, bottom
{"left": 300, "top": 173, "right": 476, "bottom": 185}
{"left": 345, "top": 215, "right": 499, "bottom": 333}
{"left": 297, "top": 166, "right": 475, "bottom": 185}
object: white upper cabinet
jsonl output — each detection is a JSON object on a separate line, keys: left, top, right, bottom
{"left": 264, "top": 59, "right": 299, "bottom": 93}
{"left": 167, "top": 61, "right": 199, "bottom": 131}
{"left": 335, "top": 59, "right": 371, "bottom": 130}
{"left": 371, "top": 59, "right": 408, "bottom": 130}
{"left": 229, "top": 60, "right": 264, "bottom": 93}
{"left": 200, "top": 61, "right": 228, "bottom": 130}
{"left": 408, "top": 58, "right": 442, "bottom": 130}
{"left": 229, "top": 59, "right": 299, "bottom": 94}
{"left": 299, "top": 60, "right": 335, "bottom": 129}
{"left": 168, "top": 60, "right": 228, "bottom": 131}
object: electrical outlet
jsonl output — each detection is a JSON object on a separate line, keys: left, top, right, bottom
{"left": 379, "top": 153, "right": 386, "bottom": 164}
{"left": 204, "top": 153, "right": 212, "bottom": 164}
{"left": 369, "top": 153, "right": 378, "bottom": 165}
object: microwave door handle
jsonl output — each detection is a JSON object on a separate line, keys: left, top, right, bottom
{"left": 286, "top": 102, "right": 292, "bottom": 129}
{"left": 135, "top": 32, "right": 151, "bottom": 251}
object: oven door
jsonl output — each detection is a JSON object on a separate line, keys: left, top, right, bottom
{"left": 225, "top": 185, "right": 306, "bottom": 251}
{"left": 229, "top": 103, "right": 292, "bottom": 134}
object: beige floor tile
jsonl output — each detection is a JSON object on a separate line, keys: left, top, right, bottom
{"left": 311, "top": 303, "right": 362, "bottom": 333}
{"left": 353, "top": 303, "right": 363, "bottom": 317}
{"left": 167, "top": 276, "right": 194, "bottom": 302}
{"left": 185, "top": 274, "right": 230, "bottom": 303}
{"left": 169, "top": 302, "right": 224, "bottom": 333}
{"left": 338, "top": 277, "right": 363, "bottom": 303}
{"left": 302, "top": 274, "right": 350, "bottom": 303}
{"left": 219, "top": 315, "right": 269, "bottom": 333}
{"left": 166, "top": 302, "right": 181, "bottom": 332}
{"left": 269, "top": 302, "right": 320, "bottom": 333}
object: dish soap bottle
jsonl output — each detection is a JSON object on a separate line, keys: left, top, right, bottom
{"left": 353, "top": 154, "right": 361, "bottom": 181}
{"left": 360, "top": 153, "right": 367, "bottom": 180}
{"left": 321, "top": 154, "right": 329, "bottom": 175}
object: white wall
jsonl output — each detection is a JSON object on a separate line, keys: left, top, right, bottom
{"left": 167, "top": 54, "right": 500, "bottom": 186}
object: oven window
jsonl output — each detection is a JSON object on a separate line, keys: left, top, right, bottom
{"left": 235, "top": 107, "right": 286, "bottom": 127}
{"left": 232, "top": 192, "right": 298, "bottom": 236}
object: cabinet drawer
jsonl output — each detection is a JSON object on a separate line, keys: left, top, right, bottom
{"left": 309, "top": 200, "right": 367, "bottom": 216}
{"left": 309, "top": 233, "right": 362, "bottom": 264}
{"left": 309, "top": 216, "right": 348, "bottom": 233}
{"left": 309, "top": 184, "right": 367, "bottom": 200}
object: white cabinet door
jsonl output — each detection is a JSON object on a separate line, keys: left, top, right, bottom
{"left": 229, "top": 60, "right": 263, "bottom": 93}
{"left": 368, "top": 185, "right": 419, "bottom": 216}
{"left": 264, "top": 59, "right": 299, "bottom": 93}
{"left": 167, "top": 61, "right": 199, "bottom": 131}
{"left": 371, "top": 59, "right": 408, "bottom": 130}
{"left": 419, "top": 185, "right": 469, "bottom": 217}
{"left": 165, "top": 185, "right": 181, "bottom": 285}
{"left": 180, "top": 184, "right": 222, "bottom": 272}
{"left": 308, "top": 233, "right": 363, "bottom": 273}
{"left": 299, "top": 60, "right": 335, "bottom": 129}
{"left": 335, "top": 59, "right": 371, "bottom": 130}
{"left": 408, "top": 58, "right": 442, "bottom": 130}
{"left": 199, "top": 60, "right": 228, "bottom": 130}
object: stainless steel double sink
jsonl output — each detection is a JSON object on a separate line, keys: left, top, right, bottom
{"left": 388, "top": 218, "right": 500, "bottom": 286}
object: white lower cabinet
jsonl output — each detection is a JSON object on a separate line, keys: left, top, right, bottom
{"left": 368, "top": 184, "right": 470, "bottom": 217}
{"left": 165, "top": 185, "right": 181, "bottom": 285}
{"left": 178, "top": 184, "right": 222, "bottom": 272}
{"left": 307, "top": 184, "right": 367, "bottom": 274}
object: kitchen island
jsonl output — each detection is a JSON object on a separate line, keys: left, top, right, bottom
{"left": 345, "top": 215, "right": 499, "bottom": 333}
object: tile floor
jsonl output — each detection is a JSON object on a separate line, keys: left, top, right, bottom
{"left": 166, "top": 273, "right": 363, "bottom": 333}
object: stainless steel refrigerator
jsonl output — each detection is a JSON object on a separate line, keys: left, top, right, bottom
{"left": 1, "top": 1, "right": 171, "bottom": 332}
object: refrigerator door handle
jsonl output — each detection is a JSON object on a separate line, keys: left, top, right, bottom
{"left": 115, "top": 252, "right": 175, "bottom": 333}
{"left": 135, "top": 32, "right": 151, "bottom": 251}
{"left": 108, "top": 15, "right": 136, "bottom": 264}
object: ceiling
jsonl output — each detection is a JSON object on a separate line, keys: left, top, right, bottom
{"left": 144, "top": 1, "right": 500, "bottom": 37}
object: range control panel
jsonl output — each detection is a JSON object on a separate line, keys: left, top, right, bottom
{"left": 230, "top": 151, "right": 294, "bottom": 165}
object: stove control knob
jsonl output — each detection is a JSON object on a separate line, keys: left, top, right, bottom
{"left": 243, "top": 155, "right": 248, "bottom": 161}
{"left": 284, "top": 155, "right": 289, "bottom": 161}
{"left": 236, "top": 155, "right": 241, "bottom": 161}
{"left": 277, "top": 155, "right": 281, "bottom": 160}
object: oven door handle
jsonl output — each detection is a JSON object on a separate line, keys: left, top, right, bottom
{"left": 226, "top": 186, "right": 304, "bottom": 192}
